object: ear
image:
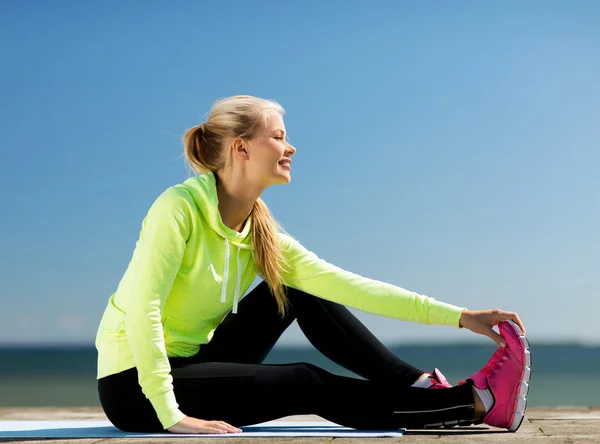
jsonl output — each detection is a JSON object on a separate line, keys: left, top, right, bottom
{"left": 231, "top": 137, "right": 249, "bottom": 160}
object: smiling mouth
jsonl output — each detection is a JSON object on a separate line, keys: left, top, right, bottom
{"left": 278, "top": 160, "right": 292, "bottom": 169}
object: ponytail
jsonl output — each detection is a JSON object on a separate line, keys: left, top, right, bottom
{"left": 182, "top": 124, "right": 219, "bottom": 174}
{"left": 250, "top": 198, "right": 289, "bottom": 316}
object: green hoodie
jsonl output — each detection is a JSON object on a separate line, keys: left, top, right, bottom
{"left": 95, "top": 172, "right": 466, "bottom": 429}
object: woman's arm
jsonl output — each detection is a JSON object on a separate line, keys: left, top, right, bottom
{"left": 117, "top": 187, "right": 193, "bottom": 429}
{"left": 279, "top": 233, "right": 465, "bottom": 327}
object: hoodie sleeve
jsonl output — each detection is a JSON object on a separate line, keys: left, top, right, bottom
{"left": 117, "top": 187, "right": 191, "bottom": 429}
{"left": 279, "top": 233, "right": 466, "bottom": 327}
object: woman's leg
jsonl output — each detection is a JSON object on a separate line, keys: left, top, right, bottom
{"left": 288, "top": 286, "right": 426, "bottom": 383}
{"left": 171, "top": 361, "right": 477, "bottom": 430}
{"left": 98, "top": 360, "right": 477, "bottom": 432}
{"left": 196, "top": 281, "right": 425, "bottom": 384}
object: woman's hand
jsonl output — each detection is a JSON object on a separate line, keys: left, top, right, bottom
{"left": 168, "top": 416, "right": 242, "bottom": 434}
{"left": 459, "top": 309, "right": 526, "bottom": 347}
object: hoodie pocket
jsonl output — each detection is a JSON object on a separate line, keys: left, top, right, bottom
{"left": 99, "top": 298, "right": 126, "bottom": 335}
{"left": 163, "top": 316, "right": 204, "bottom": 356}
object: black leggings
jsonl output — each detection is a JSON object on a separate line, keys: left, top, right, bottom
{"left": 98, "top": 282, "right": 476, "bottom": 432}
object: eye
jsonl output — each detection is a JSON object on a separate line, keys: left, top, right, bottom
{"left": 274, "top": 136, "right": 284, "bottom": 140}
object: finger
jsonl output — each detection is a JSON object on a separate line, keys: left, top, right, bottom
{"left": 500, "top": 311, "right": 526, "bottom": 336}
{"left": 512, "top": 313, "right": 526, "bottom": 335}
{"left": 216, "top": 421, "right": 242, "bottom": 433}
{"left": 211, "top": 422, "right": 241, "bottom": 434}
{"left": 489, "top": 309, "right": 511, "bottom": 327}
{"left": 214, "top": 421, "right": 236, "bottom": 430}
{"left": 202, "top": 427, "right": 228, "bottom": 434}
{"left": 487, "top": 327, "right": 507, "bottom": 348}
{"left": 196, "top": 423, "right": 231, "bottom": 434}
{"left": 176, "top": 427, "right": 224, "bottom": 434}
{"left": 209, "top": 423, "right": 232, "bottom": 433}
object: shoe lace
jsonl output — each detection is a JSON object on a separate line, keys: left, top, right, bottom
{"left": 481, "top": 346, "right": 506, "bottom": 376}
{"left": 458, "top": 346, "right": 506, "bottom": 385}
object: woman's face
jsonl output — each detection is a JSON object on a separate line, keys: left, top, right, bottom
{"left": 245, "top": 111, "right": 296, "bottom": 187}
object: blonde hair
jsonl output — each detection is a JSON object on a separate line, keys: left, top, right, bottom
{"left": 182, "top": 95, "right": 289, "bottom": 316}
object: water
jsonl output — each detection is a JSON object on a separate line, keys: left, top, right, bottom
{"left": 0, "top": 344, "right": 598, "bottom": 407}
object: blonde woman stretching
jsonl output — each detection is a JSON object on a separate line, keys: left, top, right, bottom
{"left": 96, "top": 95, "right": 531, "bottom": 434}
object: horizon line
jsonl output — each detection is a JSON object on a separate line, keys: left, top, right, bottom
{"left": 0, "top": 339, "right": 599, "bottom": 349}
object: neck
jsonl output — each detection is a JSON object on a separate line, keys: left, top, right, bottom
{"left": 215, "top": 172, "right": 264, "bottom": 232}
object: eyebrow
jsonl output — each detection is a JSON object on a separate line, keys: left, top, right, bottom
{"left": 272, "top": 129, "right": 286, "bottom": 135}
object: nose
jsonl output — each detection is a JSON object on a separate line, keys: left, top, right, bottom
{"left": 286, "top": 142, "right": 297, "bottom": 156}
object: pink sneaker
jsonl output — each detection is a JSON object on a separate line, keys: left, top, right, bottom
{"left": 466, "top": 320, "right": 531, "bottom": 432}
{"left": 429, "top": 368, "right": 452, "bottom": 389}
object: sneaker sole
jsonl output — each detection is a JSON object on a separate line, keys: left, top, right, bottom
{"left": 502, "top": 320, "right": 531, "bottom": 432}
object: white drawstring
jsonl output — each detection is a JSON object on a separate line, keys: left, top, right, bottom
{"left": 232, "top": 248, "right": 242, "bottom": 314}
{"left": 221, "top": 238, "right": 244, "bottom": 314}
{"left": 220, "top": 239, "right": 230, "bottom": 303}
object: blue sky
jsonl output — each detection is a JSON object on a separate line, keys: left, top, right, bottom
{"left": 1, "top": 0, "right": 598, "bottom": 346}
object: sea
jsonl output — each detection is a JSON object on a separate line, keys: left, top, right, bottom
{"left": 1, "top": 343, "right": 598, "bottom": 407}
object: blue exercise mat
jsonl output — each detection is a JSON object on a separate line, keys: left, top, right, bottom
{"left": 0, "top": 419, "right": 404, "bottom": 438}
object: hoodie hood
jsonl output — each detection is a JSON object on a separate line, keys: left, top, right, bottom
{"left": 180, "top": 172, "right": 252, "bottom": 314}
{"left": 181, "top": 172, "right": 253, "bottom": 244}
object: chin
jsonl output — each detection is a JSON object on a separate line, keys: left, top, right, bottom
{"left": 267, "top": 173, "right": 291, "bottom": 187}
{"left": 276, "top": 174, "right": 291, "bottom": 185}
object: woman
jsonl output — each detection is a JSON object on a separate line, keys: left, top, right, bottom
{"left": 95, "top": 95, "right": 530, "bottom": 434}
